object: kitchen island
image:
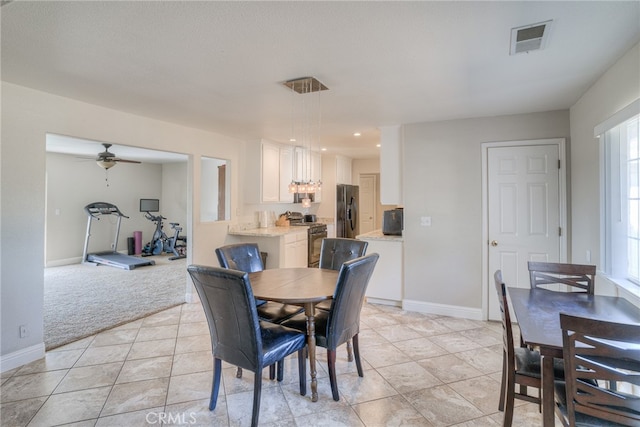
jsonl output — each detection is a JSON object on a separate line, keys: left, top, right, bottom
{"left": 356, "top": 229, "right": 403, "bottom": 306}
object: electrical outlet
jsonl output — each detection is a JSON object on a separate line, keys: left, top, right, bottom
{"left": 19, "top": 325, "right": 29, "bottom": 338}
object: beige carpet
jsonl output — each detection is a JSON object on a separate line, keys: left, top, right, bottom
{"left": 44, "top": 255, "right": 187, "bottom": 350}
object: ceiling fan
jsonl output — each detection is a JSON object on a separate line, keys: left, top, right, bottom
{"left": 95, "top": 143, "right": 141, "bottom": 169}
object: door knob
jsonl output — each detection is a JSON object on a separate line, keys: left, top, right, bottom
{"left": 491, "top": 240, "right": 498, "bottom": 247}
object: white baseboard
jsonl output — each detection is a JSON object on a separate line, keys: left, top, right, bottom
{"left": 402, "top": 299, "right": 484, "bottom": 321}
{"left": 1, "top": 343, "right": 46, "bottom": 373}
{"left": 46, "top": 257, "right": 82, "bottom": 267}
{"left": 366, "top": 297, "right": 402, "bottom": 307}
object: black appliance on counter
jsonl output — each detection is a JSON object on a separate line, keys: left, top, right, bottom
{"left": 284, "top": 211, "right": 327, "bottom": 268}
{"left": 336, "top": 184, "right": 359, "bottom": 238}
{"left": 382, "top": 208, "right": 403, "bottom": 236}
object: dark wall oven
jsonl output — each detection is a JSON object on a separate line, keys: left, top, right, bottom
{"left": 307, "top": 224, "right": 327, "bottom": 268}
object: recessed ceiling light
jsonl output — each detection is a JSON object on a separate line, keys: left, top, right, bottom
{"left": 353, "top": 132, "right": 361, "bottom": 137}
{"left": 321, "top": 148, "right": 327, "bottom": 151}
{"left": 376, "top": 144, "right": 381, "bottom": 148}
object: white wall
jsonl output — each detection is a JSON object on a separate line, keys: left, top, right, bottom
{"left": 402, "top": 110, "right": 570, "bottom": 312}
{"left": 1, "top": 82, "right": 242, "bottom": 370}
{"left": 162, "top": 162, "right": 189, "bottom": 230}
{"left": 569, "top": 42, "right": 640, "bottom": 268}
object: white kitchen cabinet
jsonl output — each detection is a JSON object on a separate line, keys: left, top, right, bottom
{"left": 279, "top": 145, "right": 294, "bottom": 203}
{"left": 283, "top": 230, "right": 308, "bottom": 268}
{"left": 336, "top": 155, "right": 352, "bottom": 185}
{"left": 357, "top": 231, "right": 403, "bottom": 306}
{"left": 326, "top": 223, "right": 335, "bottom": 238}
{"left": 380, "top": 125, "right": 403, "bottom": 205}
{"left": 244, "top": 139, "right": 294, "bottom": 203}
{"left": 261, "top": 141, "right": 280, "bottom": 202}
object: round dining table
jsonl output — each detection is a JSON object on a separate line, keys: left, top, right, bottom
{"left": 249, "top": 267, "right": 339, "bottom": 402}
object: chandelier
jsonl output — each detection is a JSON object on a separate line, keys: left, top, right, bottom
{"left": 283, "top": 77, "right": 327, "bottom": 202}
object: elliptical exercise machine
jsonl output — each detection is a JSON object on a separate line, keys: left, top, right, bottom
{"left": 141, "top": 212, "right": 186, "bottom": 260}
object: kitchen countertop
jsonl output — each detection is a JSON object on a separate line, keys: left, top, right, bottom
{"left": 356, "top": 229, "right": 403, "bottom": 241}
{"left": 228, "top": 226, "right": 309, "bottom": 237}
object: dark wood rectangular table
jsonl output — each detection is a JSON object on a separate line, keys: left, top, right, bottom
{"left": 507, "top": 287, "right": 640, "bottom": 426}
{"left": 249, "top": 268, "right": 339, "bottom": 402}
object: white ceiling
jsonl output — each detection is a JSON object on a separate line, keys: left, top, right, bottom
{"left": 2, "top": 1, "right": 639, "bottom": 160}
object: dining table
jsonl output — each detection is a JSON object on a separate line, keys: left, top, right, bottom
{"left": 248, "top": 267, "right": 339, "bottom": 402}
{"left": 507, "top": 287, "right": 640, "bottom": 426}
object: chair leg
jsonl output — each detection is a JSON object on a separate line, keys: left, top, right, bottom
{"left": 298, "top": 347, "right": 307, "bottom": 396}
{"left": 352, "top": 334, "right": 363, "bottom": 377}
{"left": 251, "top": 370, "right": 263, "bottom": 427}
{"left": 346, "top": 339, "right": 354, "bottom": 362}
{"left": 503, "top": 368, "right": 516, "bottom": 427}
{"left": 210, "top": 358, "right": 222, "bottom": 410}
{"left": 277, "top": 359, "right": 284, "bottom": 382}
{"left": 327, "top": 349, "right": 340, "bottom": 401}
{"left": 498, "top": 351, "right": 507, "bottom": 412}
{"left": 236, "top": 366, "right": 243, "bottom": 378}
{"left": 269, "top": 364, "right": 275, "bottom": 380}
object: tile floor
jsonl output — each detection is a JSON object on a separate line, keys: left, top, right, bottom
{"left": 1, "top": 302, "right": 558, "bottom": 426}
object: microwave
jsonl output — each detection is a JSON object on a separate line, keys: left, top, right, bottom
{"left": 382, "top": 208, "right": 403, "bottom": 236}
{"left": 293, "top": 192, "right": 314, "bottom": 203}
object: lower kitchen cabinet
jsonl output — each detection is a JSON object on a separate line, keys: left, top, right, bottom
{"left": 283, "top": 230, "right": 308, "bottom": 268}
{"left": 228, "top": 228, "right": 308, "bottom": 269}
{"left": 357, "top": 230, "right": 403, "bottom": 306}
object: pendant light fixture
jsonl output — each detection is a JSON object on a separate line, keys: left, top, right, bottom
{"left": 283, "top": 77, "right": 327, "bottom": 197}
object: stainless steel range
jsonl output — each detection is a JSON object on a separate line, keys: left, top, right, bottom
{"left": 285, "top": 211, "right": 327, "bottom": 268}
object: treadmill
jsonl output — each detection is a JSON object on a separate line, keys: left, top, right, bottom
{"left": 82, "top": 202, "right": 155, "bottom": 270}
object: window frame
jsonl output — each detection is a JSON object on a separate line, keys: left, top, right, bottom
{"left": 598, "top": 99, "right": 640, "bottom": 296}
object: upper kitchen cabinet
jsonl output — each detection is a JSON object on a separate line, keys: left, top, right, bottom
{"left": 335, "top": 155, "right": 352, "bottom": 185}
{"left": 244, "top": 139, "right": 294, "bottom": 204}
{"left": 379, "top": 125, "right": 403, "bottom": 205}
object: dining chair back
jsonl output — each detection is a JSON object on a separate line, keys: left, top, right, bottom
{"left": 215, "top": 243, "right": 304, "bottom": 379}
{"left": 187, "top": 265, "right": 307, "bottom": 427}
{"left": 557, "top": 313, "right": 640, "bottom": 427}
{"left": 282, "top": 253, "right": 379, "bottom": 401}
{"left": 215, "top": 242, "right": 265, "bottom": 273}
{"left": 319, "top": 238, "right": 368, "bottom": 271}
{"left": 528, "top": 261, "right": 596, "bottom": 294}
{"left": 495, "top": 270, "right": 564, "bottom": 427}
{"left": 316, "top": 237, "right": 369, "bottom": 361}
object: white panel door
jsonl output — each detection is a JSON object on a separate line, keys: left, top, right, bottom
{"left": 487, "top": 144, "right": 561, "bottom": 320}
{"left": 359, "top": 174, "right": 376, "bottom": 234}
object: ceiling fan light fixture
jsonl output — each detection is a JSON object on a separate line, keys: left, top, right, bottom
{"left": 97, "top": 159, "right": 116, "bottom": 169}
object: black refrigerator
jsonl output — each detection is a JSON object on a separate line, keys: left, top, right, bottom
{"left": 336, "top": 184, "right": 359, "bottom": 238}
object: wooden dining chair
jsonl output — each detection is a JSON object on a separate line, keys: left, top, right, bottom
{"left": 187, "top": 265, "right": 307, "bottom": 427}
{"left": 494, "top": 270, "right": 565, "bottom": 427}
{"left": 216, "top": 243, "right": 303, "bottom": 378}
{"left": 556, "top": 313, "right": 640, "bottom": 426}
{"left": 528, "top": 261, "right": 596, "bottom": 294}
{"left": 316, "top": 237, "right": 368, "bottom": 361}
{"left": 283, "top": 253, "right": 379, "bottom": 401}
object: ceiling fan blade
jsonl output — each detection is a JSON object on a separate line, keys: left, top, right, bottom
{"left": 113, "top": 158, "right": 141, "bottom": 164}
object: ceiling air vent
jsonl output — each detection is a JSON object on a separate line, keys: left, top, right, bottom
{"left": 510, "top": 20, "right": 553, "bottom": 55}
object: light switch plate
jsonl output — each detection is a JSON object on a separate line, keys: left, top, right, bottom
{"left": 420, "top": 216, "right": 431, "bottom": 226}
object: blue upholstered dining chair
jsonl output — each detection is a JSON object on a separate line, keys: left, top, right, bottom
{"left": 187, "top": 265, "right": 307, "bottom": 427}
{"left": 215, "top": 243, "right": 303, "bottom": 379}
{"left": 283, "top": 253, "right": 379, "bottom": 401}
{"left": 316, "top": 237, "right": 368, "bottom": 361}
